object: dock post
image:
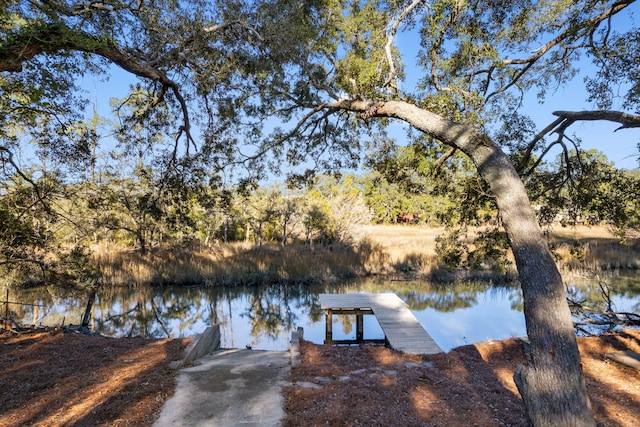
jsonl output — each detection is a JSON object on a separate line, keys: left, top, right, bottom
{"left": 356, "top": 312, "right": 364, "bottom": 342}
{"left": 325, "top": 309, "right": 333, "bottom": 344}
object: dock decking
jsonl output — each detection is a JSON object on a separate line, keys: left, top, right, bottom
{"left": 319, "top": 293, "right": 443, "bottom": 355}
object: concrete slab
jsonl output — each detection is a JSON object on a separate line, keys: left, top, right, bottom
{"left": 181, "top": 325, "right": 221, "bottom": 366}
{"left": 154, "top": 348, "right": 291, "bottom": 427}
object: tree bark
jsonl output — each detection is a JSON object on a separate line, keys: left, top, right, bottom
{"left": 553, "top": 110, "right": 640, "bottom": 130}
{"left": 330, "top": 99, "right": 596, "bottom": 426}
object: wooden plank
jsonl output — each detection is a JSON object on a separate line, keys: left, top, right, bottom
{"left": 319, "top": 293, "right": 442, "bottom": 355}
{"left": 327, "top": 338, "right": 387, "bottom": 345}
{"left": 324, "top": 308, "right": 374, "bottom": 315}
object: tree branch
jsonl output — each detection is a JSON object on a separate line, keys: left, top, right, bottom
{"left": 204, "top": 20, "right": 265, "bottom": 42}
{"left": 1, "top": 21, "right": 195, "bottom": 146}
{"left": 516, "top": 117, "right": 565, "bottom": 174}
{"left": 427, "top": 1, "right": 464, "bottom": 93}
{"left": 553, "top": 110, "right": 640, "bottom": 130}
{"left": 38, "top": 0, "right": 116, "bottom": 15}
{"left": 484, "top": 0, "right": 634, "bottom": 102}
{"left": 519, "top": 109, "right": 640, "bottom": 176}
{"left": 432, "top": 146, "right": 457, "bottom": 175}
{"left": 0, "top": 146, "right": 51, "bottom": 212}
{"left": 237, "top": 104, "right": 334, "bottom": 164}
{"left": 383, "top": 0, "right": 425, "bottom": 92}
{"left": 0, "top": 258, "right": 48, "bottom": 283}
{"left": 503, "top": 1, "right": 634, "bottom": 67}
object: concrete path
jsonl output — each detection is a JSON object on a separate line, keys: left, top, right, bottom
{"left": 154, "top": 349, "right": 291, "bottom": 427}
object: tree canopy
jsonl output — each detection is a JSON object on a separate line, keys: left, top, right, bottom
{"left": 2, "top": 1, "right": 639, "bottom": 179}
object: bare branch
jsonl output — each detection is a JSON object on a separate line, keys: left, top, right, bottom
{"left": 502, "top": 1, "right": 633, "bottom": 67}
{"left": 520, "top": 109, "right": 640, "bottom": 176}
{"left": 485, "top": 0, "right": 634, "bottom": 102}
{"left": 516, "top": 117, "right": 565, "bottom": 174}
{"left": 427, "top": 1, "right": 464, "bottom": 93}
{"left": 384, "top": 0, "right": 425, "bottom": 92}
{"left": 73, "top": 1, "right": 115, "bottom": 13}
{"left": 553, "top": 110, "right": 640, "bottom": 130}
{"left": 36, "top": 0, "right": 117, "bottom": 16}
{"left": 432, "top": 146, "right": 457, "bottom": 175}
{"left": 0, "top": 146, "right": 51, "bottom": 212}
{"left": 237, "top": 104, "right": 334, "bottom": 164}
{"left": 204, "top": 20, "right": 265, "bottom": 42}
{"left": 522, "top": 116, "right": 584, "bottom": 180}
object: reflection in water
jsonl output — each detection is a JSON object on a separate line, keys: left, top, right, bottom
{"left": 3, "top": 273, "right": 639, "bottom": 352}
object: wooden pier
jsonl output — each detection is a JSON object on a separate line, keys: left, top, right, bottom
{"left": 319, "top": 293, "right": 443, "bottom": 355}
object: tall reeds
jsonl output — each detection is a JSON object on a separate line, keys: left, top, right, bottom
{"left": 86, "top": 224, "right": 639, "bottom": 287}
{"left": 91, "top": 240, "right": 383, "bottom": 287}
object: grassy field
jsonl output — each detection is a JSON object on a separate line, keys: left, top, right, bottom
{"left": 86, "top": 224, "right": 639, "bottom": 287}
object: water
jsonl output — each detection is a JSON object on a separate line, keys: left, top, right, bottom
{"left": 3, "top": 273, "right": 639, "bottom": 352}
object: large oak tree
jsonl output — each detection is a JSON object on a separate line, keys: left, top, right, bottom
{"left": 247, "top": 2, "right": 640, "bottom": 425}
{"left": 2, "top": 1, "right": 640, "bottom": 425}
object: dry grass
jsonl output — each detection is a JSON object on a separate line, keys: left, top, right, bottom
{"left": 87, "top": 224, "right": 638, "bottom": 287}
{"left": 361, "top": 224, "right": 638, "bottom": 281}
{"left": 91, "top": 240, "right": 381, "bottom": 287}
{"left": 357, "top": 225, "right": 443, "bottom": 276}
{"left": 358, "top": 224, "right": 444, "bottom": 254}
{"left": 545, "top": 224, "right": 640, "bottom": 279}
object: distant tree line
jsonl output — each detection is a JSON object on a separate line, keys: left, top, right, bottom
{"left": 366, "top": 141, "right": 640, "bottom": 236}
{"left": 3, "top": 137, "right": 637, "bottom": 287}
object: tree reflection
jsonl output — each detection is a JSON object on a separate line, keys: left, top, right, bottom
{"left": 239, "top": 283, "right": 329, "bottom": 342}
{"left": 362, "top": 279, "right": 522, "bottom": 312}
{"left": 242, "top": 285, "right": 296, "bottom": 340}
{"left": 3, "top": 273, "right": 637, "bottom": 347}
{"left": 93, "top": 287, "right": 197, "bottom": 337}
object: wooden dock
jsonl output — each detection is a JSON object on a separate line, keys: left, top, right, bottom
{"left": 319, "top": 293, "right": 442, "bottom": 355}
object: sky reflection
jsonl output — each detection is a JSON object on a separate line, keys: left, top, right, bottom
{"left": 3, "top": 274, "right": 638, "bottom": 352}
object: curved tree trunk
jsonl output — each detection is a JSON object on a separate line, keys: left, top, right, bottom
{"left": 331, "top": 99, "right": 595, "bottom": 426}
{"left": 466, "top": 132, "right": 594, "bottom": 427}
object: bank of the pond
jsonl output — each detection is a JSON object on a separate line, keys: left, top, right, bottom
{"left": 3, "top": 224, "right": 636, "bottom": 290}
{"left": 285, "top": 330, "right": 640, "bottom": 426}
{"left": 0, "top": 329, "right": 189, "bottom": 427}
{"left": 5, "top": 269, "right": 639, "bottom": 354}
{"left": 1, "top": 328, "right": 639, "bottom": 426}
{"left": 88, "top": 224, "right": 638, "bottom": 288}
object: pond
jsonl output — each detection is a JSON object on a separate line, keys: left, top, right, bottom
{"left": 3, "top": 273, "right": 639, "bottom": 352}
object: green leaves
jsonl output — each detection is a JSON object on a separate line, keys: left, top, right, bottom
{"left": 362, "top": 139, "right": 482, "bottom": 225}
{"left": 525, "top": 148, "right": 640, "bottom": 240}
{"left": 586, "top": 26, "right": 640, "bottom": 112}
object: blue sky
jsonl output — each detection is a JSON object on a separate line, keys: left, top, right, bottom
{"left": 84, "top": 67, "right": 639, "bottom": 174}
{"left": 392, "top": 7, "right": 640, "bottom": 171}
{"left": 82, "top": 7, "right": 640, "bottom": 173}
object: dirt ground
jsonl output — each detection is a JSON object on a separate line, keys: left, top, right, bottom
{"left": 1, "top": 329, "right": 639, "bottom": 427}
{"left": 0, "top": 329, "right": 189, "bottom": 427}
{"left": 284, "top": 330, "right": 640, "bottom": 427}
